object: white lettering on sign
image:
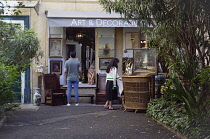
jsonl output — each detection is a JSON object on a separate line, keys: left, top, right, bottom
{"left": 95, "top": 19, "right": 137, "bottom": 27}
{"left": 49, "top": 18, "right": 140, "bottom": 27}
{"left": 71, "top": 19, "right": 77, "bottom": 26}
{"left": 71, "top": 19, "right": 87, "bottom": 26}
{"left": 89, "top": 20, "right": 94, "bottom": 26}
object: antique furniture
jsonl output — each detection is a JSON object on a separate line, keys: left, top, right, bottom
{"left": 61, "top": 85, "right": 95, "bottom": 104}
{"left": 95, "top": 73, "right": 106, "bottom": 104}
{"left": 43, "top": 74, "right": 67, "bottom": 106}
{"left": 122, "top": 75, "right": 155, "bottom": 112}
{"left": 71, "top": 94, "right": 94, "bottom": 104}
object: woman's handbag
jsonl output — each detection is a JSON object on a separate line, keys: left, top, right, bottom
{"left": 112, "top": 86, "right": 118, "bottom": 90}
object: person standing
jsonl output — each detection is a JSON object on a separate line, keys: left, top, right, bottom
{"left": 104, "top": 58, "right": 121, "bottom": 110}
{"left": 64, "top": 52, "right": 82, "bottom": 106}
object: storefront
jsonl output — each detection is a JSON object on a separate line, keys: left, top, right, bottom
{"left": 1, "top": 1, "right": 151, "bottom": 104}
{"left": 46, "top": 11, "right": 147, "bottom": 86}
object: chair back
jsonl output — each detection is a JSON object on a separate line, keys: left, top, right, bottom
{"left": 96, "top": 73, "right": 106, "bottom": 92}
{"left": 43, "top": 74, "right": 60, "bottom": 90}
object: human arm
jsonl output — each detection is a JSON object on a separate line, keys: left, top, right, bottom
{"left": 64, "top": 62, "right": 68, "bottom": 73}
{"left": 79, "top": 67, "right": 82, "bottom": 72}
{"left": 64, "top": 68, "right": 67, "bottom": 73}
{"left": 117, "top": 72, "right": 122, "bottom": 80}
{"left": 78, "top": 61, "right": 82, "bottom": 72}
{"left": 112, "top": 67, "right": 117, "bottom": 87}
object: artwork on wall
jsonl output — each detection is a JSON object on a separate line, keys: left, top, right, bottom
{"left": 99, "top": 58, "right": 113, "bottom": 70}
{"left": 133, "top": 49, "right": 157, "bottom": 74}
{"left": 49, "top": 38, "right": 62, "bottom": 57}
{"left": 98, "top": 28, "right": 115, "bottom": 58}
{"left": 50, "top": 61, "right": 62, "bottom": 75}
{"left": 125, "top": 32, "right": 139, "bottom": 49}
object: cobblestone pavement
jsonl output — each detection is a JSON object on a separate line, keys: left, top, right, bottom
{"left": 0, "top": 104, "right": 180, "bottom": 139}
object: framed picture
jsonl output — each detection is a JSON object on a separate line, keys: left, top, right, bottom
{"left": 50, "top": 61, "right": 62, "bottom": 75}
{"left": 122, "top": 57, "right": 133, "bottom": 75}
{"left": 49, "top": 38, "right": 62, "bottom": 57}
{"left": 125, "top": 32, "right": 140, "bottom": 49}
{"left": 99, "top": 58, "right": 113, "bottom": 70}
{"left": 98, "top": 28, "right": 115, "bottom": 57}
{"left": 133, "top": 49, "right": 157, "bottom": 74}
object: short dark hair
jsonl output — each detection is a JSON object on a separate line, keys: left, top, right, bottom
{"left": 70, "top": 52, "right": 76, "bottom": 58}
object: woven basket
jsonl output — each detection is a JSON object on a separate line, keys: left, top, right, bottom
{"left": 122, "top": 76, "right": 153, "bottom": 110}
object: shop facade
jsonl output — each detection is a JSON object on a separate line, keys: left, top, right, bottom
{"left": 2, "top": 0, "right": 149, "bottom": 104}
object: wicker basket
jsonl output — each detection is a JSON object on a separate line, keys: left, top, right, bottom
{"left": 122, "top": 75, "right": 154, "bottom": 111}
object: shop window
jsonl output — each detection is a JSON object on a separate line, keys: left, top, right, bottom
{"left": 125, "top": 31, "right": 148, "bottom": 50}
{"left": 98, "top": 28, "right": 115, "bottom": 58}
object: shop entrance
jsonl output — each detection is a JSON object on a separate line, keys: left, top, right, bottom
{"left": 66, "top": 28, "right": 95, "bottom": 83}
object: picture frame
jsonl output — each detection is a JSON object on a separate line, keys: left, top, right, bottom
{"left": 133, "top": 49, "right": 157, "bottom": 74}
{"left": 98, "top": 28, "right": 115, "bottom": 58}
{"left": 122, "top": 57, "right": 134, "bottom": 75}
{"left": 99, "top": 58, "right": 113, "bottom": 70}
{"left": 49, "top": 38, "right": 62, "bottom": 57}
{"left": 50, "top": 61, "right": 62, "bottom": 75}
{"left": 125, "top": 32, "right": 140, "bottom": 49}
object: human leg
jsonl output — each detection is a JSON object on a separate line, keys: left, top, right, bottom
{"left": 108, "top": 101, "right": 114, "bottom": 109}
{"left": 73, "top": 81, "right": 79, "bottom": 104}
{"left": 105, "top": 80, "right": 112, "bottom": 109}
{"left": 67, "top": 80, "right": 73, "bottom": 105}
{"left": 104, "top": 101, "right": 109, "bottom": 109}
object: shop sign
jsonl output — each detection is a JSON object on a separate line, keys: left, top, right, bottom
{"left": 48, "top": 18, "right": 138, "bottom": 27}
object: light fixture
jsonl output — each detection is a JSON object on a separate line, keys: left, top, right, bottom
{"left": 76, "top": 32, "right": 83, "bottom": 39}
{"left": 140, "top": 40, "right": 146, "bottom": 43}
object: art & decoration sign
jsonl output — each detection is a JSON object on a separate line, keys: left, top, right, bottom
{"left": 48, "top": 18, "right": 138, "bottom": 27}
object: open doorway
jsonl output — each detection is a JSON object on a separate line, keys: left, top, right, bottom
{"left": 66, "top": 28, "right": 95, "bottom": 83}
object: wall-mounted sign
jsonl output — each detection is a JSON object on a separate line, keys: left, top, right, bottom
{"left": 48, "top": 18, "right": 138, "bottom": 27}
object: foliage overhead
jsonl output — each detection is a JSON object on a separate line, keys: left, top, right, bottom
{"left": 99, "top": 0, "right": 210, "bottom": 121}
{"left": 0, "top": 1, "right": 24, "bottom": 15}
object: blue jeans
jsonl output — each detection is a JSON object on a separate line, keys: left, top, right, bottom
{"left": 67, "top": 80, "right": 79, "bottom": 103}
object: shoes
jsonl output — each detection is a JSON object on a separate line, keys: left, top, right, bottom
{"left": 108, "top": 107, "right": 115, "bottom": 110}
{"left": 104, "top": 105, "right": 109, "bottom": 109}
{"left": 75, "top": 103, "right": 79, "bottom": 106}
{"left": 67, "top": 103, "right": 71, "bottom": 106}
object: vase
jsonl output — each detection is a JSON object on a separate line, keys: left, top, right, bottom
{"left": 34, "top": 88, "right": 41, "bottom": 106}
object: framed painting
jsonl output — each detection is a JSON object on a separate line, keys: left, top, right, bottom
{"left": 99, "top": 58, "right": 113, "bottom": 70}
{"left": 98, "top": 28, "right": 115, "bottom": 58}
{"left": 49, "top": 38, "right": 62, "bottom": 57}
{"left": 133, "top": 49, "right": 157, "bottom": 74}
{"left": 125, "top": 32, "right": 140, "bottom": 49}
{"left": 122, "top": 57, "right": 133, "bottom": 75}
{"left": 50, "top": 61, "right": 62, "bottom": 75}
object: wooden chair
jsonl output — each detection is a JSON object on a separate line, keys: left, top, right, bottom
{"left": 95, "top": 73, "right": 122, "bottom": 105}
{"left": 43, "top": 74, "right": 67, "bottom": 106}
{"left": 95, "top": 73, "right": 106, "bottom": 104}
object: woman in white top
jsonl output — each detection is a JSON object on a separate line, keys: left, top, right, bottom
{"left": 104, "top": 58, "right": 121, "bottom": 110}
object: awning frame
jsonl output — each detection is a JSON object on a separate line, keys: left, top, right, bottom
{"left": 0, "top": 1, "right": 39, "bottom": 15}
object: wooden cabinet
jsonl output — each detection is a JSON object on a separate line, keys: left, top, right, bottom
{"left": 122, "top": 75, "right": 155, "bottom": 112}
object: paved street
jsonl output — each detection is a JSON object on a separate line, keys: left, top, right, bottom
{"left": 0, "top": 104, "right": 179, "bottom": 139}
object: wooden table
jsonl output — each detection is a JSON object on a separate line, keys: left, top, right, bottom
{"left": 61, "top": 83, "right": 96, "bottom": 104}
